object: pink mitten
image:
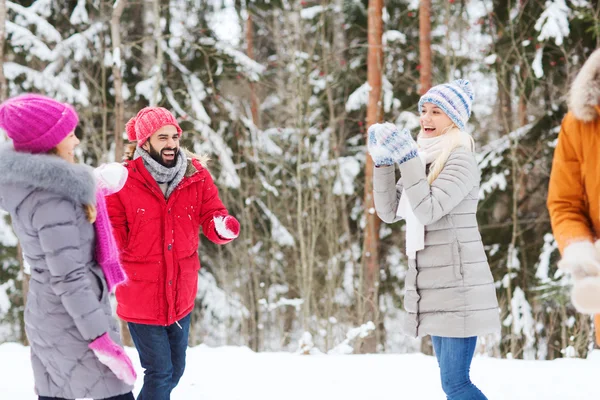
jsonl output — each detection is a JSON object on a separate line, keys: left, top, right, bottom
{"left": 214, "top": 215, "right": 240, "bottom": 239}
{"left": 89, "top": 333, "right": 136, "bottom": 385}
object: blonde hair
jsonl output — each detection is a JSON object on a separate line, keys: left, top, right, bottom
{"left": 424, "top": 125, "right": 475, "bottom": 184}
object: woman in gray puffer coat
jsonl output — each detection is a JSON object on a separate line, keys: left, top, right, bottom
{"left": 0, "top": 94, "right": 135, "bottom": 400}
{"left": 368, "top": 80, "right": 500, "bottom": 400}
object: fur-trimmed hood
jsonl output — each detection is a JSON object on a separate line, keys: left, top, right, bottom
{"left": 183, "top": 148, "right": 209, "bottom": 177}
{"left": 0, "top": 144, "right": 96, "bottom": 213}
{"left": 569, "top": 48, "right": 600, "bottom": 122}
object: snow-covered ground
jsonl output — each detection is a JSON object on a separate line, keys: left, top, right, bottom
{"left": 1, "top": 342, "right": 598, "bottom": 400}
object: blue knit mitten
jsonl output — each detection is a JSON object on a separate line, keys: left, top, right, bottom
{"left": 368, "top": 123, "right": 394, "bottom": 166}
{"left": 368, "top": 122, "right": 418, "bottom": 165}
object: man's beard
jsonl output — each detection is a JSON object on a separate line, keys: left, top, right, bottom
{"left": 147, "top": 142, "right": 178, "bottom": 168}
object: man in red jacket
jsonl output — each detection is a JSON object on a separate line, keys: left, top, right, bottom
{"left": 107, "top": 106, "right": 240, "bottom": 399}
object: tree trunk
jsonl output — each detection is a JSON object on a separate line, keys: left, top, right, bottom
{"left": 360, "top": 0, "right": 383, "bottom": 354}
{"left": 418, "top": 0, "right": 434, "bottom": 356}
{"left": 111, "top": 0, "right": 131, "bottom": 345}
{"left": 0, "top": 0, "right": 7, "bottom": 100}
{"left": 151, "top": 0, "right": 163, "bottom": 105}
{"left": 111, "top": 0, "right": 127, "bottom": 164}
{"left": 246, "top": 12, "right": 260, "bottom": 128}
{"left": 419, "top": 0, "right": 432, "bottom": 94}
{"left": 17, "top": 243, "right": 29, "bottom": 345}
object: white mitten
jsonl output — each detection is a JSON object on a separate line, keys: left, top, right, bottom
{"left": 558, "top": 241, "right": 600, "bottom": 314}
{"left": 557, "top": 241, "right": 600, "bottom": 279}
{"left": 94, "top": 163, "right": 128, "bottom": 195}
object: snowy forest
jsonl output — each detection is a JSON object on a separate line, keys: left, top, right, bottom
{"left": 0, "top": 0, "right": 599, "bottom": 362}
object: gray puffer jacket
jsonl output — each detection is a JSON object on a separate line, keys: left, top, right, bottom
{"left": 373, "top": 147, "right": 500, "bottom": 338}
{"left": 0, "top": 145, "right": 132, "bottom": 398}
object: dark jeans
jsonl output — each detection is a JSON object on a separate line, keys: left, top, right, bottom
{"left": 39, "top": 393, "right": 134, "bottom": 400}
{"left": 128, "top": 313, "right": 191, "bottom": 400}
{"left": 431, "top": 336, "right": 488, "bottom": 400}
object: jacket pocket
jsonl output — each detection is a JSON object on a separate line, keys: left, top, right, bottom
{"left": 175, "top": 254, "right": 200, "bottom": 314}
{"left": 88, "top": 265, "right": 107, "bottom": 303}
{"left": 452, "top": 240, "right": 463, "bottom": 280}
{"left": 117, "top": 261, "right": 161, "bottom": 321}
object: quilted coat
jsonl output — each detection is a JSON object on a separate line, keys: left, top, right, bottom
{"left": 374, "top": 147, "right": 500, "bottom": 338}
{"left": 0, "top": 145, "right": 132, "bottom": 399}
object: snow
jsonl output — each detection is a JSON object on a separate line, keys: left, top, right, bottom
{"left": 198, "top": 38, "right": 265, "bottom": 82}
{"left": 383, "top": 30, "right": 406, "bottom": 45}
{"left": 484, "top": 54, "right": 497, "bottom": 65}
{"left": 6, "top": 21, "right": 54, "bottom": 61}
{"left": 134, "top": 77, "right": 156, "bottom": 103}
{"left": 509, "top": 287, "right": 536, "bottom": 360}
{"left": 255, "top": 199, "right": 295, "bottom": 247}
{"left": 0, "top": 213, "right": 18, "bottom": 247}
{"left": 327, "top": 321, "right": 376, "bottom": 355}
{"left": 207, "top": 0, "right": 241, "bottom": 47}
{"left": 70, "top": 0, "right": 89, "bottom": 25}
{"left": 533, "top": 47, "right": 545, "bottom": 78}
{"left": 332, "top": 157, "right": 361, "bottom": 196}
{"left": 535, "top": 0, "right": 571, "bottom": 46}
{"left": 300, "top": 6, "right": 324, "bottom": 20}
{"left": 345, "top": 78, "right": 393, "bottom": 113}
{"left": 197, "top": 269, "right": 249, "bottom": 323}
{"left": 1, "top": 342, "right": 600, "bottom": 399}
{"left": 395, "top": 111, "right": 420, "bottom": 131}
{"left": 0, "top": 282, "right": 10, "bottom": 316}
{"left": 7, "top": 1, "right": 62, "bottom": 43}
{"left": 536, "top": 234, "right": 558, "bottom": 283}
{"left": 345, "top": 81, "right": 371, "bottom": 112}
{"left": 4, "top": 62, "right": 89, "bottom": 106}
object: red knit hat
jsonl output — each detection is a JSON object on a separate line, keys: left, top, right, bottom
{"left": 126, "top": 107, "right": 182, "bottom": 146}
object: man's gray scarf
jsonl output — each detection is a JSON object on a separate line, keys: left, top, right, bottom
{"left": 135, "top": 147, "right": 187, "bottom": 198}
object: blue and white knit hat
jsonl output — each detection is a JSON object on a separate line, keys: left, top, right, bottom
{"left": 418, "top": 79, "right": 474, "bottom": 131}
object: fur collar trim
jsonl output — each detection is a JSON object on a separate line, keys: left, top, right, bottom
{"left": 0, "top": 144, "right": 96, "bottom": 205}
{"left": 569, "top": 48, "right": 600, "bottom": 122}
{"left": 183, "top": 148, "right": 209, "bottom": 177}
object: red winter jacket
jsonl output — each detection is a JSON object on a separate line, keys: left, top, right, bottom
{"left": 107, "top": 155, "right": 233, "bottom": 325}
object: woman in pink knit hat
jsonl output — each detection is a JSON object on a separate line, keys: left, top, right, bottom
{"left": 0, "top": 93, "right": 136, "bottom": 400}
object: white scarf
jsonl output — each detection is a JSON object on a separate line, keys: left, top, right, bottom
{"left": 396, "top": 135, "right": 447, "bottom": 260}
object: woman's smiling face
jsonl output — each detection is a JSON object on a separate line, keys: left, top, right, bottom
{"left": 420, "top": 103, "right": 455, "bottom": 138}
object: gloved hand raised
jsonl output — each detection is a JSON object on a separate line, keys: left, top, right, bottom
{"left": 94, "top": 163, "right": 128, "bottom": 195}
{"left": 89, "top": 333, "right": 137, "bottom": 385}
{"left": 558, "top": 241, "right": 600, "bottom": 314}
{"left": 214, "top": 215, "right": 240, "bottom": 240}
{"left": 367, "top": 122, "right": 418, "bottom": 166}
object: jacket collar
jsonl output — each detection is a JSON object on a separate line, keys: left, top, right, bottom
{"left": 126, "top": 151, "right": 208, "bottom": 200}
{"left": 0, "top": 144, "right": 96, "bottom": 205}
{"left": 569, "top": 48, "right": 600, "bottom": 122}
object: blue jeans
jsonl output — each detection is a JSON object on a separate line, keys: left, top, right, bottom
{"left": 128, "top": 313, "right": 191, "bottom": 400}
{"left": 431, "top": 336, "right": 487, "bottom": 400}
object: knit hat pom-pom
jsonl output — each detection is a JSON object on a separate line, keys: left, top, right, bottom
{"left": 454, "top": 79, "right": 474, "bottom": 101}
{"left": 125, "top": 117, "right": 137, "bottom": 141}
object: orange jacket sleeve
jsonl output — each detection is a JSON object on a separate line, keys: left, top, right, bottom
{"left": 547, "top": 114, "right": 595, "bottom": 254}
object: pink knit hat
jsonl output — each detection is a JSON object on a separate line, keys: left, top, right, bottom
{"left": 126, "top": 107, "right": 182, "bottom": 146}
{"left": 0, "top": 93, "right": 79, "bottom": 153}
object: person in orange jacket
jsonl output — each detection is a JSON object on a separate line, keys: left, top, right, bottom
{"left": 548, "top": 48, "right": 600, "bottom": 345}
